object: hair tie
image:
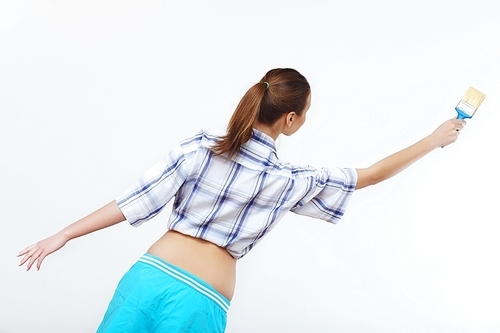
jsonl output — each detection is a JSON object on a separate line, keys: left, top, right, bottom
{"left": 264, "top": 81, "right": 269, "bottom": 89}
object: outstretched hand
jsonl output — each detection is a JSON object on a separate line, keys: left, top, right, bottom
{"left": 17, "top": 201, "right": 126, "bottom": 271}
{"left": 18, "top": 232, "right": 68, "bottom": 271}
{"left": 430, "top": 118, "right": 466, "bottom": 148}
{"left": 355, "top": 117, "right": 467, "bottom": 190}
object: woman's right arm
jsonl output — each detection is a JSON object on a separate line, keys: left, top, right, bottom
{"left": 355, "top": 118, "right": 466, "bottom": 190}
{"left": 18, "top": 200, "right": 126, "bottom": 271}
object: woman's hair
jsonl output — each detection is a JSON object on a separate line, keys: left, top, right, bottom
{"left": 213, "top": 68, "right": 310, "bottom": 157}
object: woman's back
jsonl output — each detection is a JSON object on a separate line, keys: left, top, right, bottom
{"left": 118, "top": 128, "right": 357, "bottom": 260}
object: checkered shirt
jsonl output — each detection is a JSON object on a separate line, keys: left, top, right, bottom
{"left": 116, "top": 129, "right": 357, "bottom": 259}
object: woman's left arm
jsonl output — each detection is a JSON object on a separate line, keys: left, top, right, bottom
{"left": 18, "top": 201, "right": 125, "bottom": 271}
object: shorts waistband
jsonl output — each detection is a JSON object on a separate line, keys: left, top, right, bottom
{"left": 139, "top": 253, "right": 231, "bottom": 313}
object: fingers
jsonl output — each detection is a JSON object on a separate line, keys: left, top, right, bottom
{"left": 18, "top": 244, "right": 44, "bottom": 271}
{"left": 18, "top": 244, "right": 36, "bottom": 257}
{"left": 19, "top": 234, "right": 67, "bottom": 271}
{"left": 18, "top": 247, "right": 34, "bottom": 266}
{"left": 36, "top": 254, "right": 47, "bottom": 271}
{"left": 450, "top": 120, "right": 466, "bottom": 142}
{"left": 19, "top": 232, "right": 69, "bottom": 271}
{"left": 26, "top": 248, "right": 42, "bottom": 271}
{"left": 452, "top": 119, "right": 466, "bottom": 132}
{"left": 436, "top": 119, "right": 466, "bottom": 148}
{"left": 26, "top": 250, "right": 39, "bottom": 271}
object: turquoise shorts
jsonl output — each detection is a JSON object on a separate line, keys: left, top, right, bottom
{"left": 96, "top": 254, "right": 230, "bottom": 333}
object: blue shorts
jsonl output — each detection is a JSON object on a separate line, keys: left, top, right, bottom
{"left": 96, "top": 254, "right": 230, "bottom": 333}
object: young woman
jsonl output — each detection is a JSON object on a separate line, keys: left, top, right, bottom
{"left": 18, "top": 68, "right": 465, "bottom": 332}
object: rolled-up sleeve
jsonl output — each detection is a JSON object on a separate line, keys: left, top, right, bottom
{"left": 291, "top": 167, "right": 357, "bottom": 223}
{"left": 116, "top": 144, "right": 189, "bottom": 227}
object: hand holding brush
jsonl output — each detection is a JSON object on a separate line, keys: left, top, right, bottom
{"left": 438, "top": 86, "right": 486, "bottom": 148}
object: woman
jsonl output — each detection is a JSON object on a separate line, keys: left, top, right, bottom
{"left": 18, "top": 68, "right": 465, "bottom": 332}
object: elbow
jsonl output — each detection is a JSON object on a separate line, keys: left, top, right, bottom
{"left": 355, "top": 167, "right": 383, "bottom": 190}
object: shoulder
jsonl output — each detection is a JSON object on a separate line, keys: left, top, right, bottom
{"left": 178, "top": 129, "right": 224, "bottom": 151}
{"left": 281, "top": 162, "right": 356, "bottom": 187}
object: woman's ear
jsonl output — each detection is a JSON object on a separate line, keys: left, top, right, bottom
{"left": 285, "top": 111, "right": 296, "bottom": 128}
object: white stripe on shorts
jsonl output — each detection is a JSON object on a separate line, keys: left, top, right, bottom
{"left": 139, "top": 254, "right": 230, "bottom": 312}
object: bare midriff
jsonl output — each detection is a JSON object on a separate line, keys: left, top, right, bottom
{"left": 147, "top": 230, "right": 237, "bottom": 301}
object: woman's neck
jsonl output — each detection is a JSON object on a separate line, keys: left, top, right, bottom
{"left": 253, "top": 121, "right": 282, "bottom": 141}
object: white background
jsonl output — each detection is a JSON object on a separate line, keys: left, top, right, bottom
{"left": 1, "top": 1, "right": 499, "bottom": 332}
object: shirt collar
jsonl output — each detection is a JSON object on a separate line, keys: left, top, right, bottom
{"left": 250, "top": 128, "right": 277, "bottom": 153}
{"left": 233, "top": 128, "right": 278, "bottom": 168}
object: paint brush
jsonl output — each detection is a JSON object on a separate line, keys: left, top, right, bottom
{"left": 455, "top": 86, "right": 486, "bottom": 119}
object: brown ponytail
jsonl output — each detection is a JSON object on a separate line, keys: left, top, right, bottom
{"left": 213, "top": 68, "right": 310, "bottom": 157}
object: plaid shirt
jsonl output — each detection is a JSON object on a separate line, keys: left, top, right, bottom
{"left": 117, "top": 129, "right": 357, "bottom": 259}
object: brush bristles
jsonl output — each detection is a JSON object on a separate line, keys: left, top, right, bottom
{"left": 462, "top": 86, "right": 486, "bottom": 109}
